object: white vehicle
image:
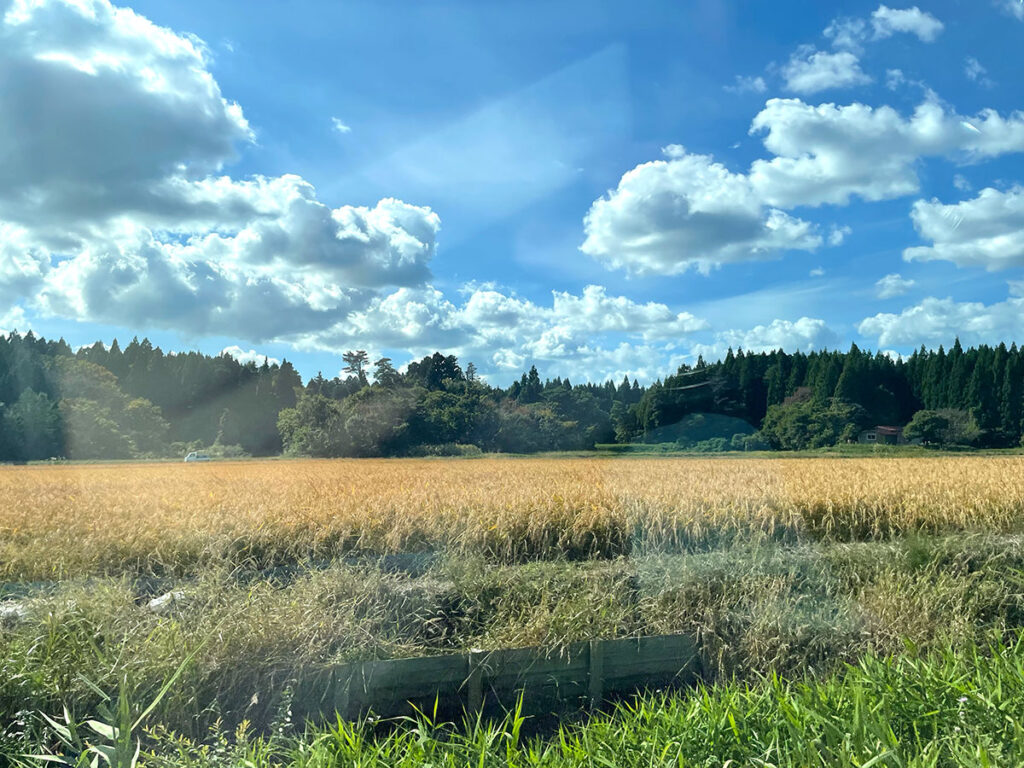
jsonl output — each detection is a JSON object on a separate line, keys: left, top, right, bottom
{"left": 183, "top": 451, "right": 211, "bottom": 463}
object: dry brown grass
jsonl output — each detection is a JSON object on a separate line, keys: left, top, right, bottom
{"left": 3, "top": 456, "right": 1024, "bottom": 579}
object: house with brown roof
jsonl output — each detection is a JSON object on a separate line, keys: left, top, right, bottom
{"left": 857, "top": 426, "right": 906, "bottom": 445}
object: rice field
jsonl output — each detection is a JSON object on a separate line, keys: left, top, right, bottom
{"left": 4, "top": 456, "right": 1024, "bottom": 579}
{"left": 5, "top": 455, "right": 1024, "bottom": 762}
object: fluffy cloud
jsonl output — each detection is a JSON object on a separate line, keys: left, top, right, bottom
{"left": 787, "top": 6, "right": 939, "bottom": 95}
{"left": 1000, "top": 0, "right": 1024, "bottom": 20}
{"left": 315, "top": 284, "right": 708, "bottom": 375}
{"left": 875, "top": 273, "right": 916, "bottom": 298}
{"left": 27, "top": 186, "right": 440, "bottom": 340}
{"left": 824, "top": 17, "right": 868, "bottom": 52}
{"left": 584, "top": 93, "right": 1024, "bottom": 276}
{"left": 903, "top": 187, "right": 1024, "bottom": 269}
{"left": 0, "top": 306, "right": 28, "bottom": 336}
{"left": 885, "top": 68, "right": 905, "bottom": 89}
{"left": 0, "top": 0, "right": 440, "bottom": 343}
{"left": 828, "top": 225, "right": 852, "bottom": 246}
{"left": 320, "top": 286, "right": 464, "bottom": 351}
{"left": 749, "top": 98, "right": 1024, "bottom": 207}
{"left": 548, "top": 286, "right": 707, "bottom": 339}
{"left": 0, "top": 0, "right": 712, "bottom": 384}
{"left": 0, "top": 223, "right": 49, "bottom": 313}
{"left": 222, "top": 346, "right": 281, "bottom": 367}
{"left": 692, "top": 317, "right": 840, "bottom": 360}
{"left": 964, "top": 57, "right": 993, "bottom": 88}
{"left": 580, "top": 146, "right": 821, "bottom": 275}
{"left": 724, "top": 75, "right": 767, "bottom": 94}
{"left": 782, "top": 48, "right": 871, "bottom": 94}
{"left": 825, "top": 5, "right": 942, "bottom": 51}
{"left": 714, "top": 317, "right": 839, "bottom": 353}
{"left": 0, "top": 0, "right": 250, "bottom": 233}
{"left": 870, "top": 5, "right": 943, "bottom": 41}
{"left": 859, "top": 296, "right": 1024, "bottom": 347}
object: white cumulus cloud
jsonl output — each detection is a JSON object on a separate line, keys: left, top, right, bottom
{"left": 859, "top": 296, "right": 1024, "bottom": 347}
{"left": 724, "top": 75, "right": 767, "bottom": 94}
{"left": 903, "top": 187, "right": 1024, "bottom": 270}
{"left": 580, "top": 146, "right": 821, "bottom": 275}
{"left": 796, "top": 6, "right": 940, "bottom": 95}
{"left": 999, "top": 0, "right": 1024, "bottom": 20}
{"left": 749, "top": 97, "right": 1024, "bottom": 208}
{"left": 870, "top": 5, "right": 944, "bottom": 42}
{"left": 875, "top": 273, "right": 916, "bottom": 298}
{"left": 964, "top": 57, "right": 993, "bottom": 88}
{"left": 0, "top": 0, "right": 251, "bottom": 232}
{"left": 0, "top": 0, "right": 441, "bottom": 345}
{"left": 692, "top": 317, "right": 840, "bottom": 359}
{"left": 221, "top": 346, "right": 281, "bottom": 367}
{"left": 824, "top": 17, "right": 868, "bottom": 52}
{"left": 828, "top": 225, "right": 852, "bottom": 246}
{"left": 782, "top": 48, "right": 871, "bottom": 94}
{"left": 308, "top": 283, "right": 709, "bottom": 383}
{"left": 585, "top": 93, "right": 1024, "bottom": 278}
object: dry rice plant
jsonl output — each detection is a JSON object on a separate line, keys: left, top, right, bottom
{"left": 3, "top": 456, "right": 1024, "bottom": 579}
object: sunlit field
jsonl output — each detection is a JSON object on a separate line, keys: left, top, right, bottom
{"left": 5, "top": 456, "right": 1024, "bottom": 762}
{"left": 4, "top": 456, "right": 1024, "bottom": 579}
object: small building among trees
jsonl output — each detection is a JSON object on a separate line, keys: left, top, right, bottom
{"left": 857, "top": 426, "right": 906, "bottom": 445}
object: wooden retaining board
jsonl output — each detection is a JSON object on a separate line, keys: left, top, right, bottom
{"left": 293, "top": 633, "right": 700, "bottom": 723}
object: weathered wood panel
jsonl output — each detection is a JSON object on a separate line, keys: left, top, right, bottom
{"left": 293, "top": 633, "right": 700, "bottom": 724}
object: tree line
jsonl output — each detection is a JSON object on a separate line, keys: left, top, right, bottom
{"left": 1, "top": 331, "right": 1022, "bottom": 461}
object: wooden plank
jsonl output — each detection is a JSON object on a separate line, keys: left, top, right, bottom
{"left": 290, "top": 666, "right": 339, "bottom": 722}
{"left": 356, "top": 654, "right": 468, "bottom": 691}
{"left": 603, "top": 635, "right": 697, "bottom": 673}
{"left": 604, "top": 652, "right": 697, "bottom": 676}
{"left": 588, "top": 639, "right": 604, "bottom": 709}
{"left": 295, "top": 633, "right": 700, "bottom": 723}
{"left": 467, "top": 651, "right": 484, "bottom": 713}
{"left": 602, "top": 634, "right": 692, "bottom": 662}
{"left": 480, "top": 645, "right": 589, "bottom": 687}
{"left": 326, "top": 655, "right": 470, "bottom": 721}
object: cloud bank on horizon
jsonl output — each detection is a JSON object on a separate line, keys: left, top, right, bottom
{"left": 2, "top": 0, "right": 1024, "bottom": 383}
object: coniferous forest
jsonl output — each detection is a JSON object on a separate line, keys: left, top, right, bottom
{"left": 1, "top": 331, "right": 1022, "bottom": 460}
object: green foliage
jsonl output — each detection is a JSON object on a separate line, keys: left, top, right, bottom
{"left": 659, "top": 412, "right": 755, "bottom": 447}
{"left": 733, "top": 431, "right": 770, "bottom": 451}
{"left": 409, "top": 443, "right": 484, "bottom": 457}
{"left": 27, "top": 628, "right": 1024, "bottom": 766}
{"left": 761, "top": 397, "right": 871, "bottom": 450}
{"left": 25, "top": 647, "right": 203, "bottom": 768}
{"left": 906, "top": 408, "right": 981, "bottom": 447}
{"left": 6, "top": 331, "right": 1024, "bottom": 459}
{"left": 341, "top": 386, "right": 419, "bottom": 457}
{"left": 233, "top": 636, "right": 1024, "bottom": 768}
{"left": 277, "top": 394, "right": 347, "bottom": 457}
{"left": 47, "top": 359, "right": 169, "bottom": 460}
{"left": 59, "top": 399, "right": 134, "bottom": 460}
{"left": 2, "top": 389, "right": 61, "bottom": 460}
{"left": 122, "top": 399, "right": 170, "bottom": 455}
{"left": 341, "top": 350, "right": 370, "bottom": 385}
{"left": 0, "top": 334, "right": 302, "bottom": 460}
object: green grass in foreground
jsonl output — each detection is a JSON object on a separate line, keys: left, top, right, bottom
{"left": 22, "top": 634, "right": 1024, "bottom": 767}
{"left": 5, "top": 533, "right": 1024, "bottom": 744}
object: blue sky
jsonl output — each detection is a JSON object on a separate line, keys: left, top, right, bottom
{"left": 4, "top": 0, "right": 1024, "bottom": 383}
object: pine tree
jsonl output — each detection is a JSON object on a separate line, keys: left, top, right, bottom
{"left": 342, "top": 350, "right": 370, "bottom": 386}
{"left": 1000, "top": 356, "right": 1024, "bottom": 439}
